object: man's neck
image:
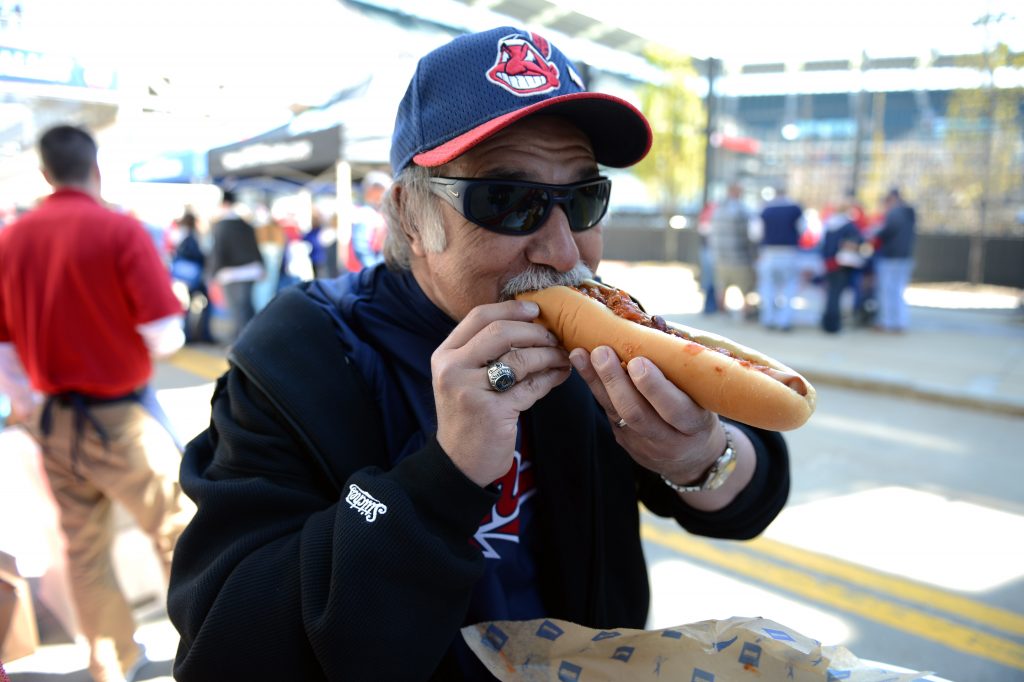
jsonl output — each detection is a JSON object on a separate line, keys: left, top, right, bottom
{"left": 53, "top": 180, "right": 100, "bottom": 200}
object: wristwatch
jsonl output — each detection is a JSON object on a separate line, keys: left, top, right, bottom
{"left": 660, "top": 427, "right": 737, "bottom": 493}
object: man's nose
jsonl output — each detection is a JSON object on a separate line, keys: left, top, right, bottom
{"left": 527, "top": 205, "right": 580, "bottom": 272}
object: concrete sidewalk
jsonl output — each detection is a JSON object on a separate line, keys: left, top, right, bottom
{"left": 669, "top": 304, "right": 1024, "bottom": 417}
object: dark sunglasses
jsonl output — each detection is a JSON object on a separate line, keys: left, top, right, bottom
{"left": 428, "top": 176, "right": 612, "bottom": 235}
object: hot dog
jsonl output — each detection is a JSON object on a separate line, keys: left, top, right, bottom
{"left": 516, "top": 279, "right": 816, "bottom": 431}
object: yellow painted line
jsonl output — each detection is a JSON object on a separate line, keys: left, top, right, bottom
{"left": 748, "top": 535, "right": 1024, "bottom": 638}
{"left": 166, "top": 348, "right": 229, "bottom": 381}
{"left": 642, "top": 522, "right": 1024, "bottom": 671}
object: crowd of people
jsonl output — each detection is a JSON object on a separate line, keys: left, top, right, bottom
{"left": 161, "top": 172, "right": 393, "bottom": 345}
{"left": 699, "top": 183, "right": 917, "bottom": 335}
{"left": 170, "top": 174, "right": 918, "bottom": 348}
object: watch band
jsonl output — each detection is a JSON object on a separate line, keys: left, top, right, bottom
{"left": 660, "top": 426, "right": 736, "bottom": 493}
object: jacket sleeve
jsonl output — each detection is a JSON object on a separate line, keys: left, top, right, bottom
{"left": 636, "top": 420, "right": 790, "bottom": 539}
{"left": 168, "top": 345, "right": 496, "bottom": 680}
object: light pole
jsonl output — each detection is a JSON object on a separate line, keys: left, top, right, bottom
{"left": 701, "top": 57, "right": 719, "bottom": 212}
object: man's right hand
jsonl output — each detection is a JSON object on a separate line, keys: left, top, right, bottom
{"left": 431, "top": 300, "right": 571, "bottom": 487}
{"left": 3, "top": 397, "right": 37, "bottom": 428}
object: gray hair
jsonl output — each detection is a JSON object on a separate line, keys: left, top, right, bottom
{"left": 382, "top": 165, "right": 446, "bottom": 270}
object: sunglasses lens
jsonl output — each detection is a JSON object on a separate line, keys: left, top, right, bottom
{"left": 467, "top": 184, "right": 548, "bottom": 233}
{"left": 567, "top": 181, "right": 610, "bottom": 231}
{"left": 456, "top": 178, "right": 611, "bottom": 234}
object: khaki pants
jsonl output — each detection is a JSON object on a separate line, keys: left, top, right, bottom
{"left": 29, "top": 399, "right": 194, "bottom": 682}
{"left": 714, "top": 263, "right": 756, "bottom": 308}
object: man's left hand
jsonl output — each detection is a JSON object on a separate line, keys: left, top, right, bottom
{"left": 569, "top": 345, "right": 725, "bottom": 484}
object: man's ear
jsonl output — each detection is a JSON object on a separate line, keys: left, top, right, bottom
{"left": 407, "top": 228, "right": 428, "bottom": 257}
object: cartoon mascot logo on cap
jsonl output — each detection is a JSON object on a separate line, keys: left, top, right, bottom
{"left": 486, "top": 32, "right": 561, "bottom": 97}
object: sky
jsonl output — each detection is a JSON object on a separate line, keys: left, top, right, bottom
{"left": 554, "top": 0, "right": 1023, "bottom": 63}
{"left": 9, "top": 0, "right": 1022, "bottom": 160}
{"left": 24, "top": 0, "right": 1023, "bottom": 68}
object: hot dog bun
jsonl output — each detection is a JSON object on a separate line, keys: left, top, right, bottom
{"left": 517, "top": 281, "right": 816, "bottom": 431}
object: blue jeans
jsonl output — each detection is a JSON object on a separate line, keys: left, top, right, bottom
{"left": 700, "top": 246, "right": 717, "bottom": 314}
{"left": 875, "top": 257, "right": 913, "bottom": 330}
{"left": 757, "top": 247, "right": 801, "bottom": 329}
{"left": 223, "top": 280, "right": 256, "bottom": 342}
{"left": 822, "top": 268, "right": 854, "bottom": 333}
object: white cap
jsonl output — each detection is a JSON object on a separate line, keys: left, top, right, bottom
{"left": 362, "top": 171, "right": 393, "bottom": 191}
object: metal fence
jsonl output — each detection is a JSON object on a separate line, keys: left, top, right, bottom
{"left": 602, "top": 226, "right": 1024, "bottom": 289}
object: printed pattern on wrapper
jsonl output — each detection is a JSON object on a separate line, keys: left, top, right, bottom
{"left": 461, "top": 616, "right": 934, "bottom": 681}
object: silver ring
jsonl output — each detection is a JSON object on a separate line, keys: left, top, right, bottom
{"left": 486, "top": 361, "right": 517, "bottom": 392}
{"left": 615, "top": 418, "right": 627, "bottom": 428}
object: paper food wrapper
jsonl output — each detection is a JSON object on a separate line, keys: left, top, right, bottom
{"left": 462, "top": 616, "right": 933, "bottom": 681}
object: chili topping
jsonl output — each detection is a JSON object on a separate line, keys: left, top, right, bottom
{"left": 573, "top": 282, "right": 806, "bottom": 394}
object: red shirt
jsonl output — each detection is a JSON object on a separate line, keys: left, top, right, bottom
{"left": 0, "top": 188, "right": 182, "bottom": 397}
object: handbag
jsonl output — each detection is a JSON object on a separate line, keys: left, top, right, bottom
{"left": 835, "top": 241, "right": 866, "bottom": 269}
{"left": 170, "top": 258, "right": 203, "bottom": 288}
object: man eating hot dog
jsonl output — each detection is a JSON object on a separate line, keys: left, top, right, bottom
{"left": 168, "top": 27, "right": 791, "bottom": 681}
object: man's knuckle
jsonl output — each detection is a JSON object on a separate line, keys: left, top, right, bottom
{"left": 464, "top": 305, "right": 488, "bottom": 323}
{"left": 624, "top": 406, "right": 646, "bottom": 426}
{"left": 481, "top": 320, "right": 507, "bottom": 343}
{"left": 431, "top": 359, "right": 457, "bottom": 389}
{"left": 504, "top": 347, "right": 529, "bottom": 368}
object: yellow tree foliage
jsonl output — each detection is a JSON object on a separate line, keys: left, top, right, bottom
{"left": 942, "top": 44, "right": 1024, "bottom": 208}
{"left": 944, "top": 43, "right": 1024, "bottom": 220}
{"left": 632, "top": 45, "right": 706, "bottom": 218}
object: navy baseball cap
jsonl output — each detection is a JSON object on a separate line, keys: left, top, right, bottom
{"left": 390, "top": 27, "right": 652, "bottom": 173}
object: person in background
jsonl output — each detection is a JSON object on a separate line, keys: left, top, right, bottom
{"left": 346, "top": 170, "right": 392, "bottom": 272}
{"left": 167, "top": 28, "right": 790, "bottom": 681}
{"left": 253, "top": 214, "right": 287, "bottom": 312}
{"left": 819, "top": 193, "right": 865, "bottom": 334}
{"left": 171, "top": 210, "right": 215, "bottom": 344}
{"left": 0, "top": 124, "right": 194, "bottom": 682}
{"left": 872, "top": 187, "right": 916, "bottom": 333}
{"left": 756, "top": 186, "right": 805, "bottom": 331}
{"left": 696, "top": 201, "right": 717, "bottom": 314}
{"left": 208, "top": 190, "right": 264, "bottom": 343}
{"left": 844, "top": 193, "right": 877, "bottom": 327}
{"left": 323, "top": 211, "right": 340, "bottom": 279}
{"left": 303, "top": 209, "right": 329, "bottom": 279}
{"left": 709, "top": 182, "right": 758, "bottom": 319}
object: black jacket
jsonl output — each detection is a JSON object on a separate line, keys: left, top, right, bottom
{"left": 876, "top": 203, "right": 916, "bottom": 259}
{"left": 167, "top": 274, "right": 790, "bottom": 681}
{"left": 208, "top": 215, "right": 262, "bottom": 275}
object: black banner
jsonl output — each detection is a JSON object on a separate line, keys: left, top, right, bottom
{"left": 208, "top": 126, "right": 342, "bottom": 179}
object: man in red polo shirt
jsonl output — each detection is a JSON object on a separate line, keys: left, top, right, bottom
{"left": 0, "top": 124, "right": 193, "bottom": 682}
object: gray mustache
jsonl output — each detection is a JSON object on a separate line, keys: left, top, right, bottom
{"left": 499, "top": 262, "right": 594, "bottom": 301}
